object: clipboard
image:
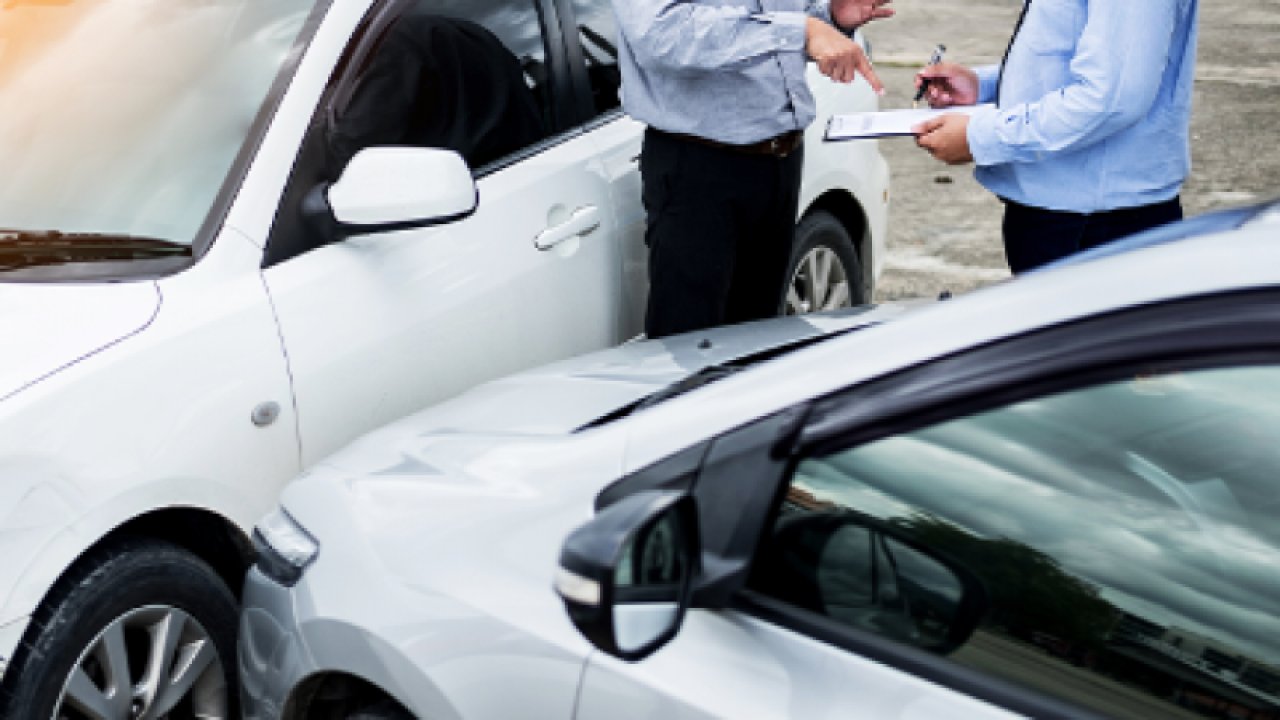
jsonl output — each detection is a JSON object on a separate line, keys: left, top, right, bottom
{"left": 824, "top": 104, "right": 995, "bottom": 141}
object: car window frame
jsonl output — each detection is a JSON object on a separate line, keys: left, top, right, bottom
{"left": 551, "top": 0, "right": 626, "bottom": 129}
{"left": 725, "top": 287, "right": 1280, "bottom": 720}
{"left": 261, "top": 0, "right": 584, "bottom": 268}
{"left": 326, "top": 0, "right": 581, "bottom": 168}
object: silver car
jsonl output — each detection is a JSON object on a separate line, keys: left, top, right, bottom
{"left": 241, "top": 203, "right": 1280, "bottom": 720}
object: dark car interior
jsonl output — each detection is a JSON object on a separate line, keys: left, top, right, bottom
{"left": 326, "top": 14, "right": 548, "bottom": 172}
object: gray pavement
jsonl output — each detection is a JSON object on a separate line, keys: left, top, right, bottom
{"left": 861, "top": 0, "right": 1280, "bottom": 301}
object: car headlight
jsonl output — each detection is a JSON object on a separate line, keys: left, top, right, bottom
{"left": 252, "top": 507, "right": 319, "bottom": 587}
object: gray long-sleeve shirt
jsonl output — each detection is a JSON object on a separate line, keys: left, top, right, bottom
{"left": 610, "top": 0, "right": 837, "bottom": 145}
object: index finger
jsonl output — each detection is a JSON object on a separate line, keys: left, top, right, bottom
{"left": 854, "top": 50, "right": 884, "bottom": 95}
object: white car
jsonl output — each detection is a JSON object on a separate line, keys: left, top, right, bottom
{"left": 241, "top": 203, "right": 1280, "bottom": 720}
{"left": 0, "top": 0, "right": 887, "bottom": 716}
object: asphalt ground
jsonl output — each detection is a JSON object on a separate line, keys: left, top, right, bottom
{"left": 859, "top": 0, "right": 1280, "bottom": 301}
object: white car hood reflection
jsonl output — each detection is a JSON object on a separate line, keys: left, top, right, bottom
{"left": 0, "top": 282, "right": 160, "bottom": 401}
{"left": 311, "top": 303, "right": 918, "bottom": 480}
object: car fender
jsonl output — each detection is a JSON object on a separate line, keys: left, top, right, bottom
{"left": 0, "top": 472, "right": 261, "bottom": 627}
{"left": 0, "top": 230, "right": 299, "bottom": 626}
{"left": 0, "top": 472, "right": 258, "bottom": 683}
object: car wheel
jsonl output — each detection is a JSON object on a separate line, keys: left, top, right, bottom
{"left": 784, "top": 211, "right": 866, "bottom": 315}
{"left": 0, "top": 540, "right": 237, "bottom": 720}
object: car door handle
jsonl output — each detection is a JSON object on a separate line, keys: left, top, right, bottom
{"left": 535, "top": 206, "right": 601, "bottom": 251}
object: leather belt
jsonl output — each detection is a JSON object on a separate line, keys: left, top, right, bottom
{"left": 661, "top": 129, "right": 804, "bottom": 158}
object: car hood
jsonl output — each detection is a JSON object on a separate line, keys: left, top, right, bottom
{"left": 0, "top": 282, "right": 160, "bottom": 401}
{"left": 281, "top": 303, "right": 920, "bottom": 655}
{"left": 315, "top": 302, "right": 920, "bottom": 479}
{"left": 477, "top": 303, "right": 919, "bottom": 432}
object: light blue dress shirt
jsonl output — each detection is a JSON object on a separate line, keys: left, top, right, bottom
{"left": 610, "top": 0, "right": 838, "bottom": 145}
{"left": 967, "top": 0, "right": 1200, "bottom": 213}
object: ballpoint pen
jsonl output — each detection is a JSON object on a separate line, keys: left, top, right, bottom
{"left": 913, "top": 44, "right": 947, "bottom": 108}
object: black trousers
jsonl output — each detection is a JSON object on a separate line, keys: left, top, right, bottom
{"left": 641, "top": 128, "right": 804, "bottom": 339}
{"left": 1002, "top": 197, "right": 1184, "bottom": 274}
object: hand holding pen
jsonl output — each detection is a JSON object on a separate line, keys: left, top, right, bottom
{"left": 914, "top": 51, "right": 980, "bottom": 108}
{"left": 912, "top": 44, "right": 946, "bottom": 108}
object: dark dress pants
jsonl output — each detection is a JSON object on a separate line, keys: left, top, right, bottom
{"left": 641, "top": 128, "right": 804, "bottom": 339}
{"left": 1002, "top": 197, "right": 1184, "bottom": 274}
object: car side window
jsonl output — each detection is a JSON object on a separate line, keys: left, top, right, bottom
{"left": 328, "top": 0, "right": 554, "bottom": 174}
{"left": 567, "top": 0, "right": 621, "bottom": 118}
{"left": 749, "top": 364, "right": 1280, "bottom": 719}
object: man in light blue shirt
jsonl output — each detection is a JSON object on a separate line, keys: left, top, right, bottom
{"left": 611, "top": 0, "right": 891, "bottom": 337}
{"left": 913, "top": 0, "right": 1200, "bottom": 273}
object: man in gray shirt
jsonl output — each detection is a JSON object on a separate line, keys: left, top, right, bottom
{"left": 612, "top": 0, "right": 891, "bottom": 338}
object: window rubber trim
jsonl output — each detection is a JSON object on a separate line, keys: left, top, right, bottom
{"left": 549, "top": 0, "right": 599, "bottom": 124}
{"left": 549, "top": 0, "right": 627, "bottom": 126}
{"left": 796, "top": 288, "right": 1280, "bottom": 457}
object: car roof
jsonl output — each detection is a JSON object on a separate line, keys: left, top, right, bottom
{"left": 618, "top": 214, "right": 1280, "bottom": 471}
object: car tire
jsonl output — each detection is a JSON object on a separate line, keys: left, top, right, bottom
{"left": 0, "top": 539, "right": 237, "bottom": 720}
{"left": 348, "top": 699, "right": 415, "bottom": 720}
{"left": 784, "top": 210, "right": 866, "bottom": 315}
{"left": 345, "top": 696, "right": 414, "bottom": 717}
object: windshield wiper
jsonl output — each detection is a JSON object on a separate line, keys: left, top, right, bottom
{"left": 0, "top": 229, "right": 191, "bottom": 270}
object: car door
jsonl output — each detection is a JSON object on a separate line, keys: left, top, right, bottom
{"left": 556, "top": 0, "right": 647, "bottom": 339}
{"left": 574, "top": 417, "right": 1021, "bottom": 720}
{"left": 261, "top": 0, "right": 625, "bottom": 465}
{"left": 575, "top": 289, "right": 1280, "bottom": 719}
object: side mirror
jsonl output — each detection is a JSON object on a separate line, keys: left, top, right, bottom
{"left": 754, "top": 510, "right": 987, "bottom": 656}
{"left": 303, "top": 147, "right": 478, "bottom": 242}
{"left": 555, "top": 491, "right": 699, "bottom": 661}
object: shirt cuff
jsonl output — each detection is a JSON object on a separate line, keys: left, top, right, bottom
{"left": 752, "top": 12, "right": 808, "bottom": 52}
{"left": 806, "top": 0, "right": 842, "bottom": 32}
{"left": 974, "top": 64, "right": 1000, "bottom": 105}
{"left": 967, "top": 105, "right": 1016, "bottom": 167}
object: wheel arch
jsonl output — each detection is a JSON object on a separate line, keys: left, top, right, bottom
{"left": 284, "top": 672, "right": 415, "bottom": 720}
{"left": 0, "top": 506, "right": 251, "bottom": 694}
{"left": 802, "top": 190, "right": 874, "bottom": 298}
{"left": 3, "top": 502, "right": 256, "bottom": 633}
{"left": 87, "top": 507, "right": 255, "bottom": 599}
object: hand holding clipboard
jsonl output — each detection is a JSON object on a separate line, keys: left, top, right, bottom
{"left": 824, "top": 104, "right": 994, "bottom": 141}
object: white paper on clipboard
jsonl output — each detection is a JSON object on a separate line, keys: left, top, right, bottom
{"left": 824, "top": 104, "right": 994, "bottom": 141}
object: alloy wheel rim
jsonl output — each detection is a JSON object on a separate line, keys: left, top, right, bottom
{"left": 786, "top": 246, "right": 851, "bottom": 315}
{"left": 53, "top": 605, "right": 227, "bottom": 720}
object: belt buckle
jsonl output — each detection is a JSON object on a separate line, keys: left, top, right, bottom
{"left": 769, "top": 137, "right": 782, "bottom": 155}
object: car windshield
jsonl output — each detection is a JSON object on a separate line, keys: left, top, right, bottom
{"left": 0, "top": 0, "right": 319, "bottom": 251}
